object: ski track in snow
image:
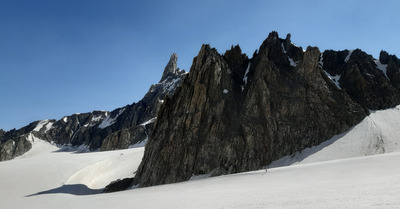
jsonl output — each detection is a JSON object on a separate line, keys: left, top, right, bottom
{"left": 1, "top": 106, "right": 400, "bottom": 208}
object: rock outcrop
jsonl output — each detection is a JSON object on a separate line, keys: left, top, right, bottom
{"left": 132, "top": 32, "right": 400, "bottom": 188}
{"left": 321, "top": 49, "right": 400, "bottom": 110}
{"left": 0, "top": 54, "right": 186, "bottom": 161}
{"left": 379, "top": 50, "right": 400, "bottom": 91}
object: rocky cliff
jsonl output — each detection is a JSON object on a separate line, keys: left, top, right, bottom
{"left": 0, "top": 54, "right": 186, "bottom": 161}
{"left": 132, "top": 32, "right": 400, "bottom": 187}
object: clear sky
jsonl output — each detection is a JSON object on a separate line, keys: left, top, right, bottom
{"left": 1, "top": 0, "right": 399, "bottom": 131}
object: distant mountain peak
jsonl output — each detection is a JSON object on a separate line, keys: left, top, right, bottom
{"left": 0, "top": 53, "right": 187, "bottom": 161}
{"left": 160, "top": 53, "right": 180, "bottom": 82}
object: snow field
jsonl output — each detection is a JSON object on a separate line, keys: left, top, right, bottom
{"left": 3, "top": 151, "right": 400, "bottom": 209}
{"left": 0, "top": 139, "right": 144, "bottom": 208}
{"left": 1, "top": 105, "right": 400, "bottom": 208}
{"left": 270, "top": 105, "right": 400, "bottom": 167}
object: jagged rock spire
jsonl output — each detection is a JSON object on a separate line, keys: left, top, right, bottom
{"left": 160, "top": 53, "right": 178, "bottom": 82}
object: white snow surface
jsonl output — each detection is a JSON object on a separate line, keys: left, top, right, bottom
{"left": 281, "top": 42, "right": 287, "bottom": 53}
{"left": 243, "top": 62, "right": 250, "bottom": 85}
{"left": 0, "top": 137, "right": 144, "bottom": 208}
{"left": 344, "top": 50, "right": 354, "bottom": 62}
{"left": 270, "top": 105, "right": 400, "bottom": 167}
{"left": 91, "top": 114, "right": 103, "bottom": 122}
{"left": 241, "top": 62, "right": 251, "bottom": 91}
{"left": 288, "top": 57, "right": 297, "bottom": 67}
{"left": 33, "top": 120, "right": 49, "bottom": 132}
{"left": 374, "top": 59, "right": 389, "bottom": 78}
{"left": 319, "top": 53, "right": 324, "bottom": 67}
{"left": 98, "top": 108, "right": 125, "bottom": 129}
{"left": 128, "top": 139, "right": 147, "bottom": 149}
{"left": 33, "top": 120, "right": 53, "bottom": 133}
{"left": 281, "top": 43, "right": 298, "bottom": 67}
{"left": 324, "top": 70, "right": 342, "bottom": 89}
{"left": 140, "top": 117, "right": 157, "bottom": 126}
{"left": 45, "top": 121, "right": 53, "bottom": 133}
{"left": 161, "top": 77, "right": 181, "bottom": 93}
{"left": 1, "top": 107, "right": 400, "bottom": 208}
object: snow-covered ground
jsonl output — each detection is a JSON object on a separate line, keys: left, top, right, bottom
{"left": 270, "top": 105, "right": 400, "bottom": 167}
{"left": 1, "top": 106, "right": 400, "bottom": 208}
{"left": 0, "top": 138, "right": 144, "bottom": 208}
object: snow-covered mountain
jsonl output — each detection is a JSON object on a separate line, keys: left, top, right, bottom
{"left": 1, "top": 31, "right": 400, "bottom": 208}
{"left": 0, "top": 54, "right": 186, "bottom": 161}
{"left": 132, "top": 32, "right": 400, "bottom": 188}
{"left": 1, "top": 105, "right": 400, "bottom": 208}
{"left": 270, "top": 105, "right": 400, "bottom": 167}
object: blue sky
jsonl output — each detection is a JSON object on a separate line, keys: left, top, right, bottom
{"left": 1, "top": 0, "right": 399, "bottom": 131}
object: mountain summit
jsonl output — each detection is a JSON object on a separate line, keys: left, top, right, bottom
{"left": 160, "top": 53, "right": 180, "bottom": 82}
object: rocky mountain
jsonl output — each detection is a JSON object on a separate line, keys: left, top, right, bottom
{"left": 0, "top": 54, "right": 186, "bottom": 161}
{"left": 132, "top": 32, "right": 400, "bottom": 188}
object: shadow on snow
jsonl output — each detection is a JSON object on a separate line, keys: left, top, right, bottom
{"left": 26, "top": 184, "right": 103, "bottom": 197}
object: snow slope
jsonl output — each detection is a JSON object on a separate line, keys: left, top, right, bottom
{"left": 0, "top": 138, "right": 144, "bottom": 207}
{"left": 1, "top": 146, "right": 399, "bottom": 208}
{"left": 270, "top": 105, "right": 400, "bottom": 167}
{"left": 1, "top": 106, "right": 400, "bottom": 208}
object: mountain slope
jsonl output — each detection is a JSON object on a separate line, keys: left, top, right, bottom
{"left": 1, "top": 102, "right": 400, "bottom": 208}
{"left": 270, "top": 105, "right": 400, "bottom": 167}
{"left": 0, "top": 54, "right": 186, "bottom": 161}
{"left": 133, "top": 32, "right": 383, "bottom": 187}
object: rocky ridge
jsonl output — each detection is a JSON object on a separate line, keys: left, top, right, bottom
{"left": 0, "top": 54, "right": 186, "bottom": 161}
{"left": 132, "top": 32, "right": 400, "bottom": 188}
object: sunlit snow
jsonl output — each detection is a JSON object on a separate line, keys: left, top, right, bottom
{"left": 140, "top": 117, "right": 157, "bottom": 126}
{"left": 1, "top": 106, "right": 400, "bottom": 209}
{"left": 270, "top": 105, "right": 400, "bottom": 167}
{"left": 98, "top": 108, "right": 125, "bottom": 129}
{"left": 33, "top": 120, "right": 53, "bottom": 133}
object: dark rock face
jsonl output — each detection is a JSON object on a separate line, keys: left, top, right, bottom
{"left": 321, "top": 49, "right": 400, "bottom": 110}
{"left": 0, "top": 122, "right": 37, "bottom": 161}
{"left": 0, "top": 135, "right": 32, "bottom": 161}
{"left": 380, "top": 51, "right": 400, "bottom": 91}
{"left": 0, "top": 54, "right": 186, "bottom": 161}
{"left": 100, "top": 54, "right": 186, "bottom": 151}
{"left": 133, "top": 32, "right": 371, "bottom": 187}
{"left": 103, "top": 178, "right": 134, "bottom": 193}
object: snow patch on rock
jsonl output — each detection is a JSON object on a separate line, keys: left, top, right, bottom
{"left": 374, "top": 59, "right": 389, "bottom": 78}
{"left": 344, "top": 50, "right": 354, "bottom": 63}
{"left": 98, "top": 108, "right": 125, "bottom": 129}
{"left": 33, "top": 120, "right": 53, "bottom": 133}
{"left": 241, "top": 62, "right": 251, "bottom": 91}
{"left": 289, "top": 57, "right": 297, "bottom": 67}
{"left": 140, "top": 117, "right": 156, "bottom": 126}
{"left": 319, "top": 53, "right": 324, "bottom": 67}
{"left": 324, "top": 71, "right": 341, "bottom": 90}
